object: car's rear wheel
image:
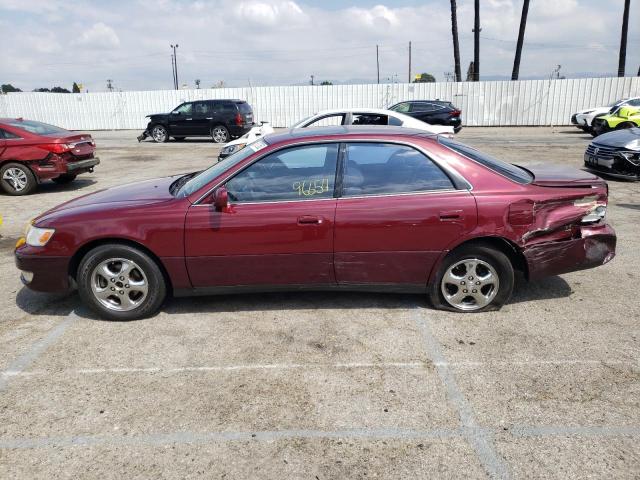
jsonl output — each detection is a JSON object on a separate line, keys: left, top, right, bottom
{"left": 0, "top": 162, "right": 37, "bottom": 195}
{"left": 429, "top": 245, "right": 514, "bottom": 312}
{"left": 77, "top": 244, "right": 167, "bottom": 321}
{"left": 616, "top": 122, "right": 636, "bottom": 130}
{"left": 52, "top": 174, "right": 77, "bottom": 184}
{"left": 211, "top": 125, "right": 230, "bottom": 143}
{"left": 151, "top": 125, "right": 169, "bottom": 143}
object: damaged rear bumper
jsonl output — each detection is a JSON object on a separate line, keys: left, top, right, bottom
{"left": 524, "top": 223, "right": 616, "bottom": 280}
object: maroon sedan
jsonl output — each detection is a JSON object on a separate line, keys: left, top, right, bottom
{"left": 0, "top": 118, "right": 99, "bottom": 195}
{"left": 15, "top": 127, "right": 615, "bottom": 320}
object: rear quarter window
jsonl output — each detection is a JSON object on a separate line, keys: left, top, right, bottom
{"left": 237, "top": 102, "right": 252, "bottom": 113}
{"left": 439, "top": 137, "right": 533, "bottom": 184}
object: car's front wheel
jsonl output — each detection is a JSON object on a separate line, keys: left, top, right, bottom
{"left": 77, "top": 244, "right": 167, "bottom": 321}
{"left": 151, "top": 125, "right": 169, "bottom": 143}
{"left": 211, "top": 125, "right": 230, "bottom": 143}
{"left": 429, "top": 244, "right": 514, "bottom": 312}
{"left": 0, "top": 162, "right": 37, "bottom": 195}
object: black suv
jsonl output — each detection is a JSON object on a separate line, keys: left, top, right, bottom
{"left": 139, "top": 99, "right": 254, "bottom": 143}
{"left": 388, "top": 100, "right": 462, "bottom": 133}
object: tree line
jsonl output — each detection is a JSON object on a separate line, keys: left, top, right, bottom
{"left": 1, "top": 82, "right": 82, "bottom": 94}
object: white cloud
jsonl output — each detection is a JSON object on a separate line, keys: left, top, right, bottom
{"left": 75, "top": 22, "right": 120, "bottom": 49}
{"left": 0, "top": 0, "right": 637, "bottom": 93}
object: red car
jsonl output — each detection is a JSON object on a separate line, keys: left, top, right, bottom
{"left": 15, "top": 127, "right": 615, "bottom": 320}
{"left": 0, "top": 118, "right": 99, "bottom": 195}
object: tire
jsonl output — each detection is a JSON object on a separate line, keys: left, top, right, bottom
{"left": 616, "top": 122, "right": 636, "bottom": 130}
{"left": 150, "top": 124, "right": 169, "bottom": 143}
{"left": 211, "top": 125, "right": 230, "bottom": 143}
{"left": 428, "top": 244, "right": 514, "bottom": 313}
{"left": 52, "top": 174, "right": 77, "bottom": 185}
{"left": 77, "top": 244, "right": 167, "bottom": 321}
{"left": 173, "top": 136, "right": 186, "bottom": 141}
{"left": 0, "top": 162, "right": 37, "bottom": 195}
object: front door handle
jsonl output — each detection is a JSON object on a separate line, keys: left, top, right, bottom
{"left": 297, "top": 215, "right": 323, "bottom": 225}
{"left": 185, "top": 118, "right": 193, "bottom": 121}
{"left": 439, "top": 210, "right": 463, "bottom": 221}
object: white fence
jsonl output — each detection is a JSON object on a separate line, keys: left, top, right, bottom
{"left": 1, "top": 77, "right": 638, "bottom": 130}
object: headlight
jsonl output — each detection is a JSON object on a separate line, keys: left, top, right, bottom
{"left": 619, "top": 151, "right": 640, "bottom": 166}
{"left": 581, "top": 205, "right": 607, "bottom": 224}
{"left": 25, "top": 225, "right": 55, "bottom": 247}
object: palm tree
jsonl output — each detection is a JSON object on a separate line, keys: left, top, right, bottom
{"left": 618, "top": 0, "right": 630, "bottom": 77}
{"left": 511, "top": 0, "right": 530, "bottom": 80}
{"left": 450, "top": 0, "right": 462, "bottom": 82}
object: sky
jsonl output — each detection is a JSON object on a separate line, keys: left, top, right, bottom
{"left": 0, "top": 0, "right": 638, "bottom": 92}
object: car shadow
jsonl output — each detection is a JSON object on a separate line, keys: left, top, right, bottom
{"left": 36, "top": 178, "right": 98, "bottom": 194}
{"left": 15, "top": 274, "right": 573, "bottom": 321}
{"left": 139, "top": 138, "right": 220, "bottom": 144}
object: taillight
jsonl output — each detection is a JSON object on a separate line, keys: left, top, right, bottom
{"left": 235, "top": 113, "right": 243, "bottom": 126}
{"left": 449, "top": 109, "right": 461, "bottom": 117}
{"left": 38, "top": 144, "right": 72, "bottom": 154}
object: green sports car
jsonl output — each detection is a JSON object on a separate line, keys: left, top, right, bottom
{"left": 592, "top": 105, "right": 640, "bottom": 136}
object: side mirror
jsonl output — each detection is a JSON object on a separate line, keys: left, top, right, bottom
{"left": 213, "top": 186, "right": 229, "bottom": 210}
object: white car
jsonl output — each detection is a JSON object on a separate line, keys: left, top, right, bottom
{"left": 291, "top": 108, "right": 455, "bottom": 135}
{"left": 572, "top": 97, "right": 640, "bottom": 131}
{"left": 291, "top": 108, "right": 453, "bottom": 136}
{"left": 218, "top": 121, "right": 275, "bottom": 160}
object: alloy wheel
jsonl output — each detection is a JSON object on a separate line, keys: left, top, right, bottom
{"left": 212, "top": 126, "right": 229, "bottom": 143}
{"left": 152, "top": 126, "right": 167, "bottom": 142}
{"left": 440, "top": 258, "right": 500, "bottom": 311}
{"left": 2, "top": 167, "right": 28, "bottom": 192}
{"left": 91, "top": 258, "right": 149, "bottom": 312}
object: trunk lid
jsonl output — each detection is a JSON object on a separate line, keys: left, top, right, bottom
{"left": 525, "top": 164, "right": 605, "bottom": 187}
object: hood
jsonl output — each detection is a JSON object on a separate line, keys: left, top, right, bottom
{"left": 576, "top": 106, "right": 610, "bottom": 115}
{"left": 592, "top": 127, "right": 640, "bottom": 147}
{"left": 37, "top": 175, "right": 180, "bottom": 221}
{"left": 146, "top": 113, "right": 169, "bottom": 119}
{"left": 524, "top": 164, "right": 604, "bottom": 187}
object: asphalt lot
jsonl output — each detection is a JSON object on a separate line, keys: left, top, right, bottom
{"left": 0, "top": 127, "right": 639, "bottom": 479}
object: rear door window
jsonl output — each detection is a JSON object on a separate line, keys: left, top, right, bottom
{"left": 342, "top": 143, "right": 454, "bottom": 196}
{"left": 226, "top": 143, "right": 339, "bottom": 202}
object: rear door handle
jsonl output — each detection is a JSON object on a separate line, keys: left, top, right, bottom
{"left": 297, "top": 215, "right": 323, "bottom": 225}
{"left": 439, "top": 210, "right": 463, "bottom": 221}
{"left": 206, "top": 117, "right": 213, "bottom": 120}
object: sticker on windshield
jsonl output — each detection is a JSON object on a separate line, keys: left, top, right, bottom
{"left": 249, "top": 140, "right": 268, "bottom": 152}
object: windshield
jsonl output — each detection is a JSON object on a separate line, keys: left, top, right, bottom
{"left": 6, "top": 119, "right": 68, "bottom": 136}
{"left": 290, "top": 115, "right": 314, "bottom": 128}
{"left": 177, "top": 140, "right": 268, "bottom": 197}
{"left": 438, "top": 137, "right": 533, "bottom": 184}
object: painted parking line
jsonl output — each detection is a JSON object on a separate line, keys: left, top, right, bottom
{"left": 0, "top": 312, "right": 77, "bottom": 392}
{"left": 413, "top": 307, "right": 511, "bottom": 480}
{"left": 509, "top": 425, "right": 640, "bottom": 438}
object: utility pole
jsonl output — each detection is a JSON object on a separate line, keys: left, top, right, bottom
{"left": 450, "top": 0, "right": 462, "bottom": 82}
{"left": 618, "top": 0, "right": 630, "bottom": 77}
{"left": 376, "top": 45, "right": 380, "bottom": 84}
{"left": 170, "top": 44, "right": 179, "bottom": 89}
{"left": 170, "top": 51, "right": 176, "bottom": 89}
{"left": 408, "top": 41, "right": 412, "bottom": 83}
{"left": 106, "top": 79, "right": 113, "bottom": 92}
{"left": 512, "top": 0, "right": 530, "bottom": 80}
{"left": 473, "top": 0, "right": 480, "bottom": 81}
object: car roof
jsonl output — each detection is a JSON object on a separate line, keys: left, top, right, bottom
{"left": 265, "top": 125, "right": 438, "bottom": 144}
{"left": 306, "top": 108, "right": 403, "bottom": 116}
